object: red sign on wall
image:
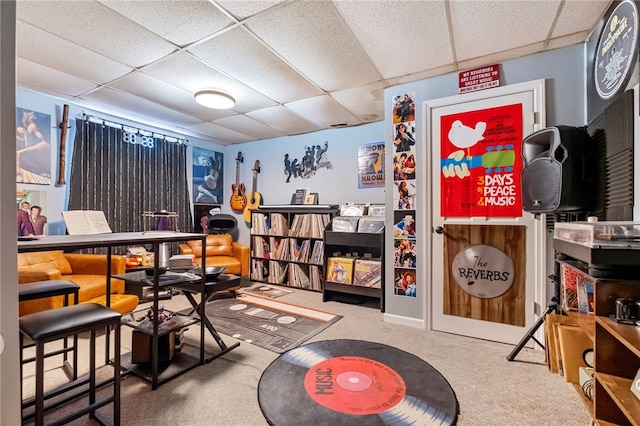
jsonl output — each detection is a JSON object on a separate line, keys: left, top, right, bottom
{"left": 459, "top": 64, "right": 500, "bottom": 94}
{"left": 440, "top": 103, "right": 523, "bottom": 217}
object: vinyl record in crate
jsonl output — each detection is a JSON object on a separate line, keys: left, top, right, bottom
{"left": 258, "top": 339, "right": 458, "bottom": 425}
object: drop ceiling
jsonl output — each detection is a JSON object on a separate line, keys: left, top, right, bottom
{"left": 16, "top": 0, "right": 611, "bottom": 146}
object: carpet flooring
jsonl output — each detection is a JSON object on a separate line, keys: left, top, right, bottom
{"left": 20, "top": 285, "right": 592, "bottom": 425}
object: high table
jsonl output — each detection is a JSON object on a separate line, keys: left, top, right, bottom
{"left": 17, "top": 231, "right": 228, "bottom": 389}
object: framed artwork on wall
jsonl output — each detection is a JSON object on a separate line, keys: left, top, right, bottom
{"left": 16, "top": 108, "right": 52, "bottom": 185}
{"left": 192, "top": 147, "right": 223, "bottom": 204}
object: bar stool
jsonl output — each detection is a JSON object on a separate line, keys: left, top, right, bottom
{"left": 19, "top": 303, "right": 122, "bottom": 426}
{"left": 19, "top": 280, "right": 80, "bottom": 378}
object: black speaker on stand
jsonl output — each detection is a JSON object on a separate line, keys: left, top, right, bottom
{"left": 521, "top": 125, "right": 597, "bottom": 214}
{"left": 508, "top": 126, "right": 597, "bottom": 361}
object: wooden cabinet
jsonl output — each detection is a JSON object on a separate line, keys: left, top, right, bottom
{"left": 249, "top": 205, "right": 338, "bottom": 291}
{"left": 554, "top": 239, "right": 640, "bottom": 425}
{"left": 323, "top": 221, "right": 385, "bottom": 311}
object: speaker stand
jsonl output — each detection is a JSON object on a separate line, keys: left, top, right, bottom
{"left": 506, "top": 302, "right": 558, "bottom": 361}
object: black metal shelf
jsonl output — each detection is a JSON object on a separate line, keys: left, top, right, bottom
{"left": 323, "top": 226, "right": 385, "bottom": 311}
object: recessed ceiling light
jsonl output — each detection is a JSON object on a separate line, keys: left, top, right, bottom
{"left": 194, "top": 89, "right": 236, "bottom": 109}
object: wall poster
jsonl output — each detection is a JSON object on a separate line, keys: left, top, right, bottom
{"left": 192, "top": 147, "right": 224, "bottom": 204}
{"left": 16, "top": 108, "right": 52, "bottom": 185}
{"left": 283, "top": 142, "right": 332, "bottom": 183}
{"left": 391, "top": 92, "right": 418, "bottom": 298}
{"left": 357, "top": 141, "right": 385, "bottom": 188}
{"left": 440, "top": 103, "right": 523, "bottom": 217}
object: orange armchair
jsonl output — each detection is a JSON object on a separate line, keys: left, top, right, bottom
{"left": 178, "top": 234, "right": 249, "bottom": 277}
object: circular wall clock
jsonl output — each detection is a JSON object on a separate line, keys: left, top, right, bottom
{"left": 594, "top": 0, "right": 639, "bottom": 100}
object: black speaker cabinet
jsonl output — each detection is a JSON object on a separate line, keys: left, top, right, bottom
{"left": 521, "top": 126, "right": 596, "bottom": 213}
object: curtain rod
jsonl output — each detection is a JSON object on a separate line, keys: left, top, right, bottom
{"left": 79, "top": 113, "right": 189, "bottom": 145}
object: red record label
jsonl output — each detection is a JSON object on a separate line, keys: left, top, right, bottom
{"left": 303, "top": 356, "right": 406, "bottom": 415}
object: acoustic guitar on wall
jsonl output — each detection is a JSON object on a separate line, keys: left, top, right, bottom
{"left": 244, "top": 160, "right": 263, "bottom": 224}
{"left": 230, "top": 151, "right": 247, "bottom": 211}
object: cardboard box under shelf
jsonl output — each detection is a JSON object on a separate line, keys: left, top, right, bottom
{"left": 131, "top": 330, "right": 175, "bottom": 364}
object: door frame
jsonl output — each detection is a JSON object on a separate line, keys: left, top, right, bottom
{"left": 423, "top": 79, "right": 548, "bottom": 344}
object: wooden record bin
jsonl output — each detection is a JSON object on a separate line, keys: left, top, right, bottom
{"left": 554, "top": 238, "right": 640, "bottom": 425}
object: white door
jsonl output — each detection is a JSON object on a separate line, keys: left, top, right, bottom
{"left": 427, "top": 80, "right": 546, "bottom": 344}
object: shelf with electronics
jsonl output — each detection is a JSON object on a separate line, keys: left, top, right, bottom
{"left": 249, "top": 204, "right": 339, "bottom": 291}
{"left": 552, "top": 222, "right": 640, "bottom": 425}
{"left": 322, "top": 205, "right": 385, "bottom": 311}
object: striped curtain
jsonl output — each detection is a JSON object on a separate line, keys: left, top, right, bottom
{"left": 68, "top": 117, "right": 192, "bottom": 251}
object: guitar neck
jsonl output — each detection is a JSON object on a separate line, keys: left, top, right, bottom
{"left": 251, "top": 172, "right": 258, "bottom": 193}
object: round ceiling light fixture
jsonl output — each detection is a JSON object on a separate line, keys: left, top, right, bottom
{"left": 194, "top": 89, "right": 236, "bottom": 109}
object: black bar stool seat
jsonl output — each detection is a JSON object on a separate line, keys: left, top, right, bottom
{"left": 20, "top": 303, "right": 120, "bottom": 341}
{"left": 18, "top": 280, "right": 80, "bottom": 303}
{"left": 19, "top": 303, "right": 122, "bottom": 426}
{"left": 19, "top": 280, "right": 80, "bottom": 380}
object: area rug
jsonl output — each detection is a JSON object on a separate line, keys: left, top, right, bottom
{"left": 241, "top": 284, "right": 294, "bottom": 299}
{"left": 258, "top": 339, "right": 459, "bottom": 425}
{"left": 198, "top": 293, "right": 341, "bottom": 353}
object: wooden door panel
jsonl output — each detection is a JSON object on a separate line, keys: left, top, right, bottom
{"left": 443, "top": 224, "right": 525, "bottom": 326}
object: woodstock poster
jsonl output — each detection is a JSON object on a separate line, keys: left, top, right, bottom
{"left": 440, "top": 103, "right": 523, "bottom": 217}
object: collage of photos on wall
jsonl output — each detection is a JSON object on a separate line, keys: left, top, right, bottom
{"left": 392, "top": 92, "right": 417, "bottom": 297}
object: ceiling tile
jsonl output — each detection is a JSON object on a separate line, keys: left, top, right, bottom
{"left": 108, "top": 71, "right": 235, "bottom": 122}
{"left": 142, "top": 51, "right": 277, "bottom": 112}
{"left": 78, "top": 87, "right": 204, "bottom": 131}
{"left": 17, "top": 57, "right": 99, "bottom": 99}
{"left": 330, "top": 81, "right": 387, "bottom": 123}
{"left": 17, "top": 0, "right": 177, "bottom": 67}
{"left": 17, "top": 21, "right": 133, "bottom": 85}
{"left": 284, "top": 95, "right": 361, "bottom": 128}
{"left": 212, "top": 115, "right": 285, "bottom": 140}
{"left": 450, "top": 1, "right": 561, "bottom": 60}
{"left": 245, "top": 105, "right": 321, "bottom": 135}
{"left": 98, "top": 0, "right": 234, "bottom": 47}
{"left": 245, "top": 1, "right": 382, "bottom": 91}
{"left": 387, "top": 64, "right": 458, "bottom": 86}
{"left": 333, "top": 1, "right": 452, "bottom": 79}
{"left": 547, "top": 31, "right": 591, "bottom": 51}
{"left": 214, "top": 0, "right": 285, "bottom": 21}
{"left": 457, "top": 43, "right": 544, "bottom": 72}
{"left": 187, "top": 27, "right": 322, "bottom": 103}
{"left": 552, "top": 1, "right": 610, "bottom": 38}
{"left": 185, "top": 122, "right": 256, "bottom": 145}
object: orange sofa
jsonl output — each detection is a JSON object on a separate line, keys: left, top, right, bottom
{"left": 178, "top": 234, "right": 249, "bottom": 277}
{"left": 17, "top": 250, "right": 139, "bottom": 316}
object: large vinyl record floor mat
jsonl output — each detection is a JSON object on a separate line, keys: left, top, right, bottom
{"left": 258, "top": 339, "right": 458, "bottom": 425}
